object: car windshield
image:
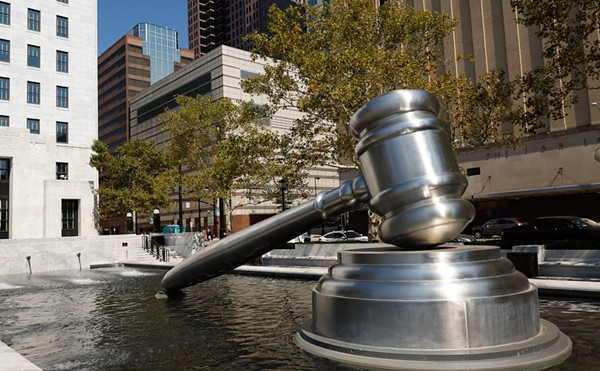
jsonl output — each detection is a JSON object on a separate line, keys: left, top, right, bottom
{"left": 344, "top": 231, "right": 362, "bottom": 238}
{"left": 573, "top": 218, "right": 600, "bottom": 229}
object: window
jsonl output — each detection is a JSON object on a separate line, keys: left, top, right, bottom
{"left": 57, "top": 0, "right": 68, "bottom": 3}
{"left": 27, "top": 45, "right": 40, "bottom": 67}
{"left": 61, "top": 199, "right": 78, "bottom": 237}
{"left": 56, "top": 16, "right": 68, "bottom": 38}
{"left": 56, "top": 121, "right": 68, "bottom": 143}
{"left": 0, "top": 39, "right": 8, "bottom": 62}
{"left": 56, "top": 162, "right": 68, "bottom": 180}
{"left": 0, "top": 77, "right": 8, "bottom": 100}
{"left": 56, "top": 51, "right": 68, "bottom": 72}
{"left": 0, "top": 2, "right": 10, "bottom": 25}
{"left": 0, "top": 115, "right": 8, "bottom": 127}
{"left": 28, "top": 9, "right": 40, "bottom": 31}
{"left": 0, "top": 159, "right": 8, "bottom": 181}
{"left": 27, "top": 82, "right": 40, "bottom": 104}
{"left": 466, "top": 167, "right": 481, "bottom": 176}
{"left": 0, "top": 198, "right": 7, "bottom": 237}
{"left": 56, "top": 86, "right": 68, "bottom": 108}
{"left": 27, "top": 118, "right": 40, "bottom": 134}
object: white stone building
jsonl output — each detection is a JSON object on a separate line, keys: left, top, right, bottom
{"left": 0, "top": 0, "right": 99, "bottom": 239}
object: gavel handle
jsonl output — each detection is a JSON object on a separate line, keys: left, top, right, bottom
{"left": 161, "top": 176, "right": 370, "bottom": 292}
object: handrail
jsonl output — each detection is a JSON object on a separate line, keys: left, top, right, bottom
{"left": 142, "top": 234, "right": 170, "bottom": 262}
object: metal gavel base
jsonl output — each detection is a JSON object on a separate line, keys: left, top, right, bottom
{"left": 296, "top": 245, "right": 571, "bottom": 370}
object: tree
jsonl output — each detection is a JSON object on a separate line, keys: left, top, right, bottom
{"left": 510, "top": 0, "right": 600, "bottom": 125}
{"left": 89, "top": 139, "right": 173, "bottom": 220}
{"left": 159, "top": 95, "right": 311, "bottom": 233}
{"left": 242, "top": 0, "right": 529, "bottom": 165}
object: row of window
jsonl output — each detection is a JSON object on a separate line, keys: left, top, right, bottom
{"left": 0, "top": 40, "right": 68, "bottom": 72}
{"left": 0, "top": 116, "right": 68, "bottom": 142}
{"left": 0, "top": 78, "right": 69, "bottom": 107}
{"left": 0, "top": 3, "right": 69, "bottom": 38}
{"left": 0, "top": 197, "right": 78, "bottom": 237}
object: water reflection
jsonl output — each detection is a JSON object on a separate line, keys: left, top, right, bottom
{"left": 0, "top": 268, "right": 598, "bottom": 370}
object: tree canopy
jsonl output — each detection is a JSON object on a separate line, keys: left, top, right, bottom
{"left": 511, "top": 0, "right": 600, "bottom": 124}
{"left": 242, "top": 0, "right": 533, "bottom": 166}
{"left": 89, "top": 139, "right": 173, "bottom": 219}
{"left": 159, "top": 95, "right": 311, "bottom": 212}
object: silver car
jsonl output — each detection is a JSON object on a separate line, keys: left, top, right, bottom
{"left": 319, "top": 230, "right": 368, "bottom": 242}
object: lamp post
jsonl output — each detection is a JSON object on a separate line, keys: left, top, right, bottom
{"left": 126, "top": 212, "right": 133, "bottom": 233}
{"left": 197, "top": 199, "right": 202, "bottom": 233}
{"left": 219, "top": 198, "right": 226, "bottom": 239}
{"left": 153, "top": 208, "right": 161, "bottom": 233}
{"left": 178, "top": 184, "right": 184, "bottom": 234}
{"left": 279, "top": 179, "right": 288, "bottom": 212}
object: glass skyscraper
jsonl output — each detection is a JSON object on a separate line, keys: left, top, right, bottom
{"left": 130, "top": 23, "right": 182, "bottom": 84}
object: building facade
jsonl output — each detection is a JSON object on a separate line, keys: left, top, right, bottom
{"left": 0, "top": 0, "right": 99, "bottom": 239}
{"left": 402, "top": 0, "right": 600, "bottom": 227}
{"left": 129, "top": 45, "right": 338, "bottom": 234}
{"left": 187, "top": 0, "right": 304, "bottom": 58}
{"left": 98, "top": 23, "right": 193, "bottom": 152}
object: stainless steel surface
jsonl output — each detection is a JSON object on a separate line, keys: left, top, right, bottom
{"left": 350, "top": 90, "right": 475, "bottom": 247}
{"left": 297, "top": 245, "right": 572, "bottom": 370}
{"left": 162, "top": 90, "right": 474, "bottom": 291}
{"left": 162, "top": 176, "right": 369, "bottom": 291}
{"left": 160, "top": 90, "right": 571, "bottom": 370}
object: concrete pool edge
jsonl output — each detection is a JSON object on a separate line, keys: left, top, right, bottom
{"left": 0, "top": 340, "right": 43, "bottom": 371}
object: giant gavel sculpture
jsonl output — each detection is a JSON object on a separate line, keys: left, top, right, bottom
{"left": 161, "top": 90, "right": 571, "bottom": 370}
{"left": 162, "top": 90, "right": 475, "bottom": 291}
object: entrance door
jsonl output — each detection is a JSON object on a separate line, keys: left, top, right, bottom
{"left": 61, "top": 199, "right": 79, "bottom": 237}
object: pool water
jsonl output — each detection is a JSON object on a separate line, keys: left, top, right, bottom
{"left": 0, "top": 268, "right": 598, "bottom": 370}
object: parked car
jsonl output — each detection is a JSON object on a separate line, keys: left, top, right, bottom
{"left": 533, "top": 216, "right": 600, "bottom": 232}
{"left": 472, "top": 217, "right": 528, "bottom": 239}
{"left": 319, "top": 230, "right": 368, "bottom": 242}
{"left": 502, "top": 216, "right": 600, "bottom": 241}
{"left": 288, "top": 233, "right": 311, "bottom": 244}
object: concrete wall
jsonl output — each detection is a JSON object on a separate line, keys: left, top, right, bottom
{"left": 458, "top": 126, "right": 600, "bottom": 197}
{"left": 0, "top": 235, "right": 141, "bottom": 276}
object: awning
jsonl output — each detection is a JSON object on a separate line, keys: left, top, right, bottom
{"left": 467, "top": 183, "right": 600, "bottom": 201}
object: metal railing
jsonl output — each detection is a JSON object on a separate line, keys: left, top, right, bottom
{"left": 142, "top": 234, "right": 170, "bottom": 262}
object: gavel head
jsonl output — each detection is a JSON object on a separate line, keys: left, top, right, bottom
{"left": 350, "top": 90, "right": 475, "bottom": 248}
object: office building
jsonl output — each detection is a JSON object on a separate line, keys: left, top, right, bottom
{"left": 129, "top": 45, "right": 338, "bottom": 234}
{"left": 187, "top": 0, "right": 304, "bottom": 58}
{"left": 403, "top": 1, "right": 600, "bottom": 225}
{"left": 0, "top": 0, "right": 99, "bottom": 239}
{"left": 98, "top": 23, "right": 193, "bottom": 151}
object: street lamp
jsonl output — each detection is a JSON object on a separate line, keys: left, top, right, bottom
{"left": 314, "top": 177, "right": 320, "bottom": 197}
{"left": 153, "top": 208, "right": 161, "bottom": 233}
{"left": 592, "top": 102, "right": 600, "bottom": 112}
{"left": 279, "top": 178, "right": 288, "bottom": 212}
{"left": 126, "top": 212, "right": 133, "bottom": 233}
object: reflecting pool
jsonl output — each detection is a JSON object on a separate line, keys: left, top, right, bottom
{"left": 0, "top": 268, "right": 598, "bottom": 370}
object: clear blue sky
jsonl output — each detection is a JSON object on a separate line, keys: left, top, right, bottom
{"left": 97, "top": 0, "right": 188, "bottom": 55}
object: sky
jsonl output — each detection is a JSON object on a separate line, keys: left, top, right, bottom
{"left": 97, "top": 0, "right": 189, "bottom": 56}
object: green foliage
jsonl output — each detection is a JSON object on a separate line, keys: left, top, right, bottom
{"left": 159, "top": 95, "right": 311, "bottom": 208}
{"left": 511, "top": 0, "right": 600, "bottom": 125}
{"left": 89, "top": 139, "right": 173, "bottom": 218}
{"left": 243, "top": 0, "right": 532, "bottom": 166}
